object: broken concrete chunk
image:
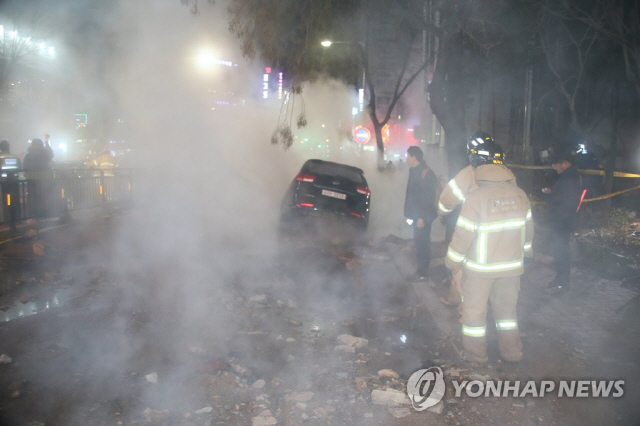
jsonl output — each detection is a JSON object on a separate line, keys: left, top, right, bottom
{"left": 337, "top": 334, "right": 369, "bottom": 348}
{"left": 334, "top": 345, "right": 356, "bottom": 354}
{"left": 427, "top": 401, "right": 444, "bottom": 414}
{"left": 252, "top": 409, "right": 277, "bottom": 426}
{"left": 0, "top": 354, "right": 12, "bottom": 364}
{"left": 194, "top": 406, "right": 213, "bottom": 414}
{"left": 145, "top": 372, "right": 158, "bottom": 384}
{"left": 143, "top": 408, "right": 169, "bottom": 423}
{"left": 371, "top": 389, "right": 409, "bottom": 406}
{"left": 251, "top": 379, "right": 266, "bottom": 389}
{"left": 378, "top": 369, "right": 399, "bottom": 379}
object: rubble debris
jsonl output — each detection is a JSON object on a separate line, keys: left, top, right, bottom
{"left": 428, "top": 401, "right": 444, "bottom": 414}
{"left": 19, "top": 295, "right": 31, "bottom": 304}
{"left": 252, "top": 409, "right": 277, "bottom": 426}
{"left": 249, "top": 295, "right": 268, "bottom": 304}
{"left": 145, "top": 372, "right": 158, "bottom": 384}
{"left": 0, "top": 354, "right": 13, "bottom": 364}
{"left": 355, "top": 377, "right": 368, "bottom": 391}
{"left": 32, "top": 242, "right": 45, "bottom": 256}
{"left": 466, "top": 373, "right": 491, "bottom": 382}
{"left": 251, "top": 379, "right": 266, "bottom": 389}
{"left": 285, "top": 391, "right": 314, "bottom": 402}
{"left": 143, "top": 408, "right": 169, "bottom": 423}
{"left": 337, "top": 334, "right": 369, "bottom": 348}
{"left": 194, "top": 406, "right": 213, "bottom": 414}
{"left": 378, "top": 369, "right": 399, "bottom": 379}
{"left": 187, "top": 345, "right": 207, "bottom": 355}
{"left": 371, "top": 389, "right": 409, "bottom": 406}
{"left": 198, "top": 360, "right": 230, "bottom": 373}
{"left": 231, "top": 363, "right": 249, "bottom": 375}
{"left": 388, "top": 406, "right": 411, "bottom": 418}
{"left": 334, "top": 345, "right": 356, "bottom": 354}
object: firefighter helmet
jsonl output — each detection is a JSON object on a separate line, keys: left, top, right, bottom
{"left": 467, "top": 132, "right": 504, "bottom": 166}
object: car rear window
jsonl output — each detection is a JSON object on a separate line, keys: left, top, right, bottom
{"left": 305, "top": 162, "right": 364, "bottom": 184}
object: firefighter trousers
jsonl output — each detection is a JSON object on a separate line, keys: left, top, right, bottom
{"left": 460, "top": 274, "right": 523, "bottom": 362}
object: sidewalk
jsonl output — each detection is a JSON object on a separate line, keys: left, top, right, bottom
{"left": 0, "top": 207, "right": 118, "bottom": 247}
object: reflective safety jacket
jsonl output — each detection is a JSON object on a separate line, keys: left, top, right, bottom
{"left": 438, "top": 164, "right": 517, "bottom": 216}
{"left": 445, "top": 164, "right": 533, "bottom": 278}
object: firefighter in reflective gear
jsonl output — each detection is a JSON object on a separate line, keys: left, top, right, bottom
{"left": 438, "top": 132, "right": 517, "bottom": 306}
{"left": 445, "top": 140, "right": 534, "bottom": 363}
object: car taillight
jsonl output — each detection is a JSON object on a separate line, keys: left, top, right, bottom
{"left": 295, "top": 174, "right": 316, "bottom": 183}
{"left": 356, "top": 186, "right": 371, "bottom": 196}
{"left": 299, "top": 203, "right": 314, "bottom": 208}
{"left": 350, "top": 212, "right": 363, "bottom": 218}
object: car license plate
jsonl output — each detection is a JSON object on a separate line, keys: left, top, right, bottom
{"left": 322, "top": 189, "right": 346, "bottom": 200}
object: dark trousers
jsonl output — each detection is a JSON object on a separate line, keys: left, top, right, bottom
{"left": 549, "top": 223, "right": 572, "bottom": 283}
{"left": 444, "top": 206, "right": 461, "bottom": 245}
{"left": 414, "top": 219, "right": 434, "bottom": 276}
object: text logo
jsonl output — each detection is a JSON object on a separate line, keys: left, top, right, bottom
{"left": 407, "top": 367, "right": 446, "bottom": 410}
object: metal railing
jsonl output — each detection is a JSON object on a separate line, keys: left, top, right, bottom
{"left": 0, "top": 168, "right": 133, "bottom": 230}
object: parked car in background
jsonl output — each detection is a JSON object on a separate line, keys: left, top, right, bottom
{"left": 279, "top": 159, "right": 371, "bottom": 234}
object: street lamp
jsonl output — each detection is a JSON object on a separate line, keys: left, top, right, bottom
{"left": 320, "top": 39, "right": 366, "bottom": 112}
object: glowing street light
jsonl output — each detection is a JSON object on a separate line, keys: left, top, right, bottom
{"left": 321, "top": 39, "right": 367, "bottom": 112}
{"left": 196, "top": 48, "right": 217, "bottom": 71}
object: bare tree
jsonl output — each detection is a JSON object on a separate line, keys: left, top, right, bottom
{"left": 224, "top": 0, "right": 437, "bottom": 168}
{"left": 538, "top": 1, "right": 599, "bottom": 135}
{"left": 558, "top": 0, "right": 640, "bottom": 96}
{"left": 0, "top": 2, "right": 53, "bottom": 95}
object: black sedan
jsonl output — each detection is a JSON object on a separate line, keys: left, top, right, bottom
{"left": 279, "top": 159, "right": 371, "bottom": 232}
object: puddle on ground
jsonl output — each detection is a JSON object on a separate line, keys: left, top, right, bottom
{"left": 1, "top": 286, "right": 76, "bottom": 322}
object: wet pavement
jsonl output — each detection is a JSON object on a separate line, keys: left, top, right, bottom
{"left": 0, "top": 212, "right": 638, "bottom": 425}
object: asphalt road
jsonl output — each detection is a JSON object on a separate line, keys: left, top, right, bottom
{"left": 0, "top": 212, "right": 638, "bottom": 426}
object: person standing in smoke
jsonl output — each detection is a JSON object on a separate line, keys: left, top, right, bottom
{"left": 23, "top": 139, "right": 54, "bottom": 217}
{"left": 404, "top": 145, "right": 439, "bottom": 281}
{"left": 541, "top": 150, "right": 584, "bottom": 293}
{"left": 438, "top": 132, "right": 518, "bottom": 306}
{"left": 0, "top": 140, "right": 21, "bottom": 170}
{"left": 446, "top": 139, "right": 533, "bottom": 363}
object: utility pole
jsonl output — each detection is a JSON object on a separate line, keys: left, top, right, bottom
{"left": 521, "top": 37, "right": 535, "bottom": 164}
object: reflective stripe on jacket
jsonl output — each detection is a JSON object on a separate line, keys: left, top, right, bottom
{"left": 445, "top": 164, "right": 534, "bottom": 278}
{"left": 438, "top": 164, "right": 517, "bottom": 216}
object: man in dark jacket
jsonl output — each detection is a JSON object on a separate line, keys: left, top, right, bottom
{"left": 405, "top": 145, "right": 439, "bottom": 281}
{"left": 23, "top": 139, "right": 54, "bottom": 218}
{"left": 541, "top": 151, "right": 584, "bottom": 293}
